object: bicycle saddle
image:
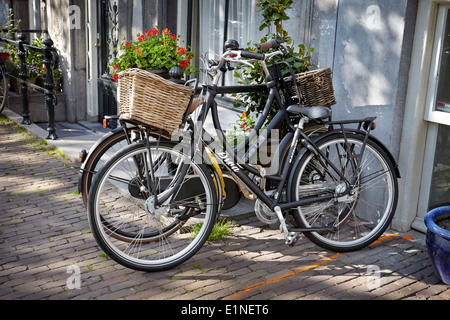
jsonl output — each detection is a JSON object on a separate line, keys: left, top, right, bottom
{"left": 287, "top": 104, "right": 332, "bottom": 120}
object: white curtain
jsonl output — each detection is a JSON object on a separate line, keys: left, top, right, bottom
{"left": 199, "top": 0, "right": 227, "bottom": 62}
{"left": 227, "top": 0, "right": 263, "bottom": 49}
{"left": 198, "top": 0, "right": 263, "bottom": 86}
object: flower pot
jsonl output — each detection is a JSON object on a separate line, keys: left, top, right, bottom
{"left": 424, "top": 205, "right": 450, "bottom": 284}
{"left": 147, "top": 69, "right": 169, "bottom": 79}
{"left": 53, "top": 77, "right": 62, "bottom": 92}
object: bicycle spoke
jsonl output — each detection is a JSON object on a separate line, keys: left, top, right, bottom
{"left": 88, "top": 142, "right": 217, "bottom": 271}
{"left": 292, "top": 134, "right": 397, "bottom": 251}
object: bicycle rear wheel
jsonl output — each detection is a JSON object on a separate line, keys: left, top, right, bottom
{"left": 289, "top": 132, "right": 398, "bottom": 252}
{"left": 87, "top": 141, "right": 218, "bottom": 271}
{"left": 0, "top": 67, "right": 8, "bottom": 113}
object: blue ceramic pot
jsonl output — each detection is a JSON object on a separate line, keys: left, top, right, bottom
{"left": 424, "top": 206, "right": 450, "bottom": 285}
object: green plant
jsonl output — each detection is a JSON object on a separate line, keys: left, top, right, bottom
{"left": 1, "top": 9, "right": 21, "bottom": 72}
{"left": 110, "top": 27, "right": 196, "bottom": 81}
{"left": 27, "top": 36, "right": 44, "bottom": 78}
{"left": 257, "top": 0, "right": 293, "bottom": 41}
{"left": 233, "top": 0, "right": 314, "bottom": 123}
{"left": 190, "top": 219, "right": 235, "bottom": 242}
{"left": 40, "top": 67, "right": 62, "bottom": 78}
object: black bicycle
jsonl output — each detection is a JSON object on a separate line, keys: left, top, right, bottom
{"left": 86, "top": 40, "right": 400, "bottom": 272}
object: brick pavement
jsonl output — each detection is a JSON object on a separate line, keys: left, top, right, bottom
{"left": 0, "top": 114, "right": 449, "bottom": 302}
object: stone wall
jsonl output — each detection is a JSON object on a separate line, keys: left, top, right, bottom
{"left": 307, "top": 0, "right": 417, "bottom": 160}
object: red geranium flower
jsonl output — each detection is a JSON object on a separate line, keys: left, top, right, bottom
{"left": 180, "top": 60, "right": 188, "bottom": 68}
{"left": 113, "top": 74, "right": 119, "bottom": 82}
{"left": 176, "top": 47, "right": 186, "bottom": 55}
{"left": 138, "top": 34, "right": 146, "bottom": 42}
{"left": 147, "top": 28, "right": 158, "bottom": 37}
{"left": 162, "top": 28, "right": 170, "bottom": 35}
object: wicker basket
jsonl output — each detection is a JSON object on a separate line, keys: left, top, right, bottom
{"left": 285, "top": 67, "right": 336, "bottom": 107}
{"left": 117, "top": 68, "right": 194, "bottom": 133}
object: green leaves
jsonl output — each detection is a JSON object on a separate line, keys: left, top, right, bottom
{"left": 232, "top": 0, "right": 314, "bottom": 123}
{"left": 256, "top": 0, "right": 293, "bottom": 40}
{"left": 110, "top": 27, "right": 197, "bottom": 80}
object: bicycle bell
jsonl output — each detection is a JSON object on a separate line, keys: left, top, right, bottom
{"left": 224, "top": 39, "right": 239, "bottom": 51}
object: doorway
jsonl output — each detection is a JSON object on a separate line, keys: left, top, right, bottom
{"left": 85, "top": 0, "right": 119, "bottom": 122}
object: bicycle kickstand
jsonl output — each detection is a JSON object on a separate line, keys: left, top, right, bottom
{"left": 274, "top": 206, "right": 299, "bottom": 246}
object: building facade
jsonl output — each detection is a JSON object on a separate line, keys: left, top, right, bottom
{"left": 1, "top": 0, "right": 449, "bottom": 233}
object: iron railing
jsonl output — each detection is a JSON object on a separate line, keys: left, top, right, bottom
{"left": 0, "top": 32, "right": 59, "bottom": 139}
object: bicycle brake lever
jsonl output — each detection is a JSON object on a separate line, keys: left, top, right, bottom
{"left": 280, "top": 43, "right": 288, "bottom": 55}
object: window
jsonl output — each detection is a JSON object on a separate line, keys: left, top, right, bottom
{"left": 428, "top": 124, "right": 450, "bottom": 209}
{"left": 198, "top": 0, "right": 263, "bottom": 86}
{"left": 425, "top": 7, "right": 450, "bottom": 125}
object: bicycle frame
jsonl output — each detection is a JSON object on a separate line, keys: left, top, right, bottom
{"left": 143, "top": 47, "right": 390, "bottom": 223}
{"left": 196, "top": 83, "right": 337, "bottom": 212}
{"left": 189, "top": 64, "right": 381, "bottom": 214}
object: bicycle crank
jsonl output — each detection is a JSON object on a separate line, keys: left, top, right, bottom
{"left": 273, "top": 206, "right": 339, "bottom": 246}
{"left": 274, "top": 206, "right": 299, "bottom": 246}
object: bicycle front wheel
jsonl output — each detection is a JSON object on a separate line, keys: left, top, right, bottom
{"left": 87, "top": 141, "right": 218, "bottom": 271}
{"left": 289, "top": 132, "right": 398, "bottom": 252}
{"left": 0, "top": 67, "right": 8, "bottom": 113}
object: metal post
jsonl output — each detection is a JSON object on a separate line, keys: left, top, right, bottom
{"left": 43, "top": 38, "right": 58, "bottom": 140}
{"left": 17, "top": 33, "right": 31, "bottom": 125}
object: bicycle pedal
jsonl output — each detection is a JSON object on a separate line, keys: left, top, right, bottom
{"left": 285, "top": 232, "right": 299, "bottom": 247}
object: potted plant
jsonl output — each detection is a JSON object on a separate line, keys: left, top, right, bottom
{"left": 52, "top": 68, "right": 63, "bottom": 92}
{"left": 4, "top": 58, "right": 20, "bottom": 94}
{"left": 110, "top": 27, "right": 196, "bottom": 81}
{"left": 27, "top": 36, "right": 45, "bottom": 91}
{"left": 424, "top": 205, "right": 450, "bottom": 284}
{"left": 26, "top": 65, "right": 39, "bottom": 94}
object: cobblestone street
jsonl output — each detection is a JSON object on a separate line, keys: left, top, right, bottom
{"left": 1, "top": 115, "right": 449, "bottom": 303}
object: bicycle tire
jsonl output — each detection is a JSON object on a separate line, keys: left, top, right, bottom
{"left": 0, "top": 67, "right": 8, "bottom": 113}
{"left": 79, "top": 126, "right": 175, "bottom": 205}
{"left": 80, "top": 127, "right": 137, "bottom": 206}
{"left": 87, "top": 141, "right": 218, "bottom": 271}
{"left": 288, "top": 131, "right": 399, "bottom": 252}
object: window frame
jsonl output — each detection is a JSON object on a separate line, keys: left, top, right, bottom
{"left": 425, "top": 5, "right": 450, "bottom": 126}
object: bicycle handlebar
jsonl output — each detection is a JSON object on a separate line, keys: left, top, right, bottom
{"left": 203, "top": 40, "right": 287, "bottom": 74}
{"left": 240, "top": 51, "right": 265, "bottom": 60}
{"left": 257, "top": 39, "right": 284, "bottom": 50}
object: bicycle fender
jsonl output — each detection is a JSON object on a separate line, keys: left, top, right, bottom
{"left": 267, "top": 131, "right": 294, "bottom": 176}
{"left": 77, "top": 131, "right": 113, "bottom": 193}
{"left": 363, "top": 132, "right": 400, "bottom": 178}
{"left": 77, "top": 126, "right": 128, "bottom": 192}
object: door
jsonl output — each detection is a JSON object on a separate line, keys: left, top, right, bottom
{"left": 97, "top": 0, "right": 119, "bottom": 121}
{"left": 85, "top": 0, "right": 119, "bottom": 122}
{"left": 415, "top": 5, "right": 450, "bottom": 230}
